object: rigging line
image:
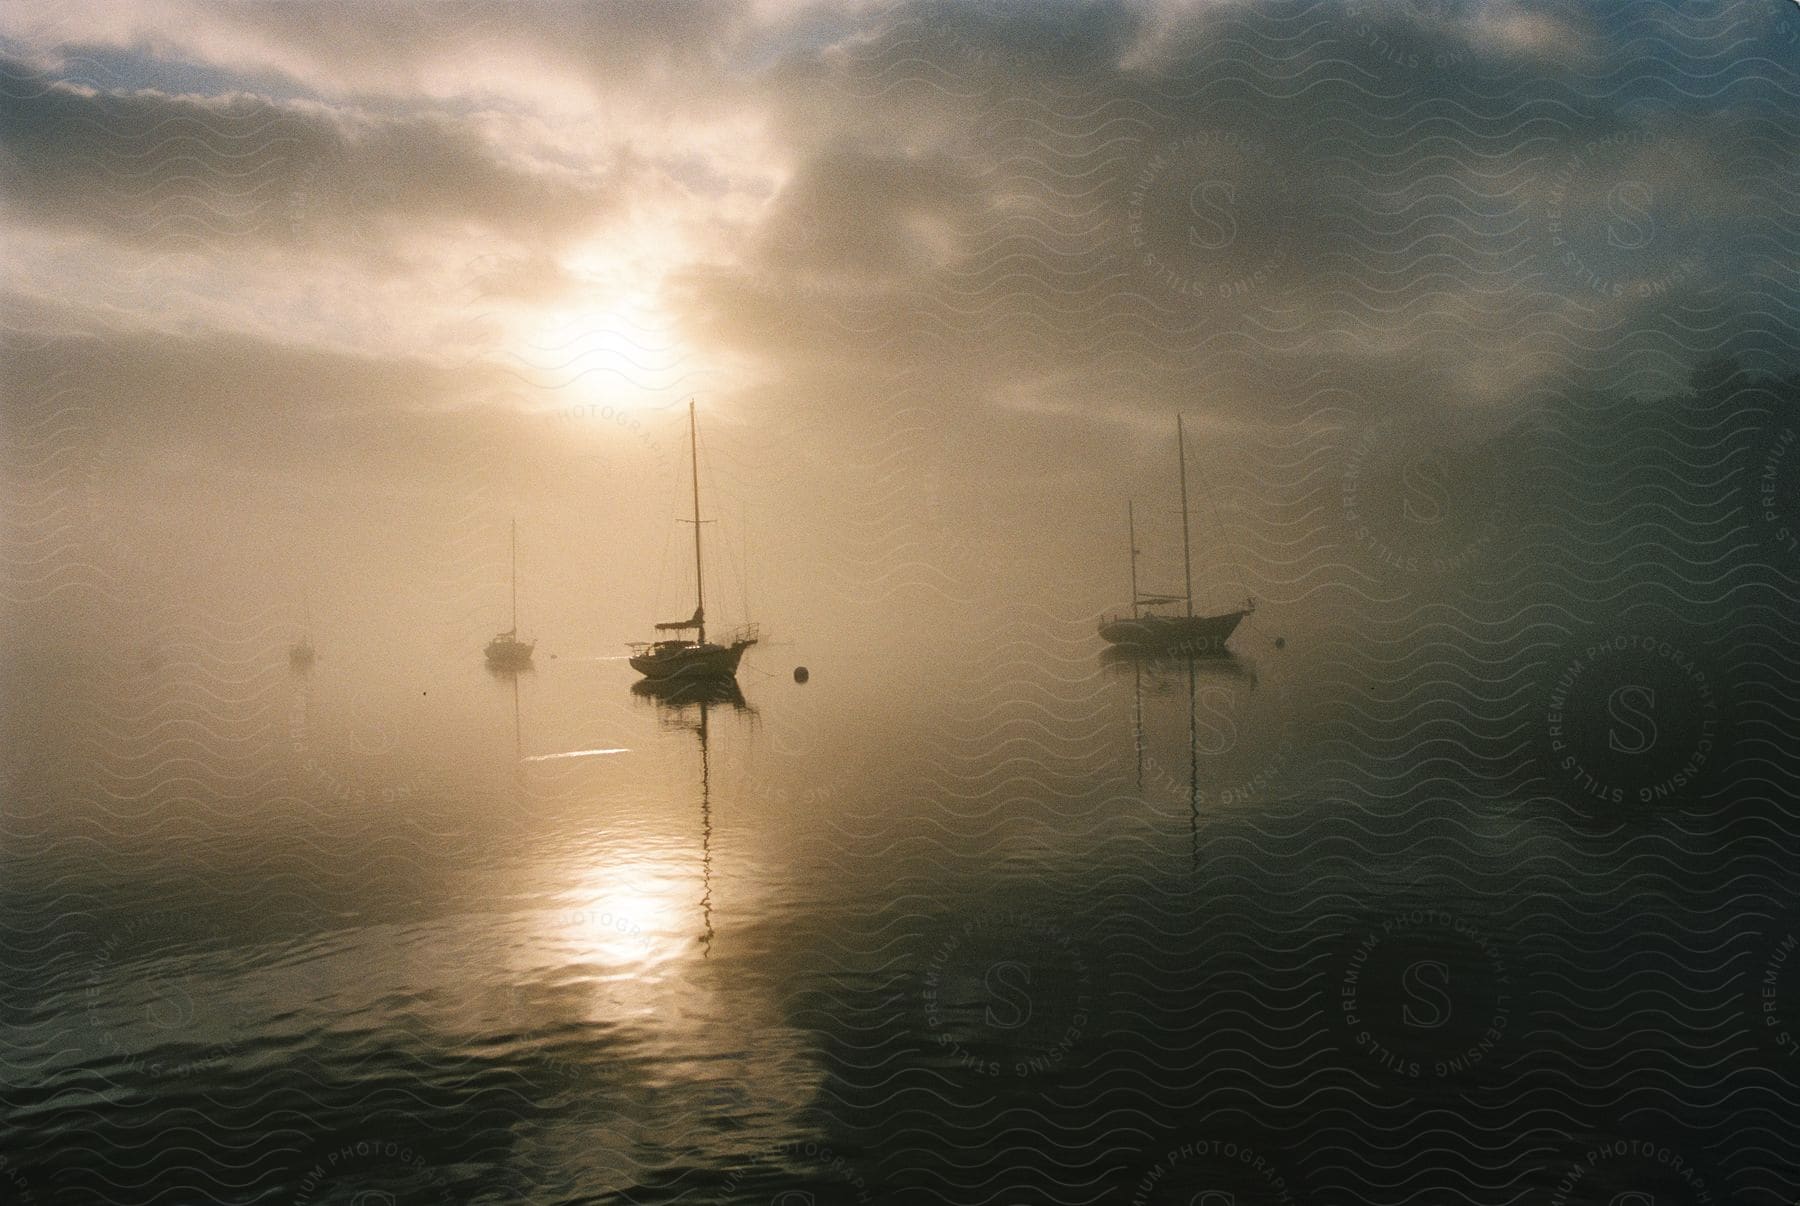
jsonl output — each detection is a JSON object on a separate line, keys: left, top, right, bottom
{"left": 692, "top": 403, "right": 712, "bottom": 615}
{"left": 721, "top": 460, "right": 747, "bottom": 621}
{"left": 1239, "top": 609, "right": 1283, "bottom": 650}
{"left": 695, "top": 407, "right": 749, "bottom": 623}
{"left": 1184, "top": 429, "right": 1233, "bottom": 611}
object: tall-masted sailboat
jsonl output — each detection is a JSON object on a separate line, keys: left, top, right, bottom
{"left": 1099, "top": 414, "right": 1254, "bottom": 655}
{"left": 629, "top": 401, "right": 758, "bottom": 682}
{"left": 485, "top": 518, "right": 535, "bottom": 670}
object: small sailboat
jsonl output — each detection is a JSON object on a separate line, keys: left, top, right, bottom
{"left": 629, "top": 401, "right": 758, "bottom": 683}
{"left": 289, "top": 592, "right": 316, "bottom": 669}
{"left": 484, "top": 518, "right": 535, "bottom": 670}
{"left": 1099, "top": 414, "right": 1254, "bottom": 655}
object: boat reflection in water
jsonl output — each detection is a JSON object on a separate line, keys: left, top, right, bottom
{"left": 630, "top": 675, "right": 750, "bottom": 713}
{"left": 1104, "top": 647, "right": 1262, "bottom": 868}
{"left": 488, "top": 661, "right": 528, "bottom": 762}
{"left": 287, "top": 636, "right": 315, "bottom": 671}
{"left": 289, "top": 590, "right": 316, "bottom": 670}
{"left": 631, "top": 675, "right": 752, "bottom": 955}
{"left": 1099, "top": 644, "right": 1256, "bottom": 686}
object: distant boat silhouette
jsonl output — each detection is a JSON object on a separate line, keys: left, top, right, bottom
{"left": 289, "top": 591, "right": 316, "bottom": 669}
{"left": 629, "top": 401, "right": 758, "bottom": 683}
{"left": 1099, "top": 415, "right": 1253, "bottom": 656}
{"left": 485, "top": 517, "right": 535, "bottom": 670}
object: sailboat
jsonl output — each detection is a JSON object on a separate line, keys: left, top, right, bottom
{"left": 484, "top": 518, "right": 535, "bottom": 670}
{"left": 1098, "top": 414, "right": 1254, "bottom": 655}
{"left": 629, "top": 401, "right": 759, "bottom": 682}
{"left": 289, "top": 591, "right": 316, "bottom": 669}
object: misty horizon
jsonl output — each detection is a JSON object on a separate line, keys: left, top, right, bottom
{"left": 4, "top": 2, "right": 1800, "bottom": 1204}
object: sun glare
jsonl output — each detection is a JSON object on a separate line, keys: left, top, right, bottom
{"left": 560, "top": 863, "right": 695, "bottom": 971}
{"left": 508, "top": 284, "right": 705, "bottom": 418}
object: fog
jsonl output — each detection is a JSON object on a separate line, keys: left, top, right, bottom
{"left": 3, "top": 0, "right": 1797, "bottom": 709}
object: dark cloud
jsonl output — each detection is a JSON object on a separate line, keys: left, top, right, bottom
{"left": 226, "top": 0, "right": 751, "bottom": 87}
{"left": 2, "top": 298, "right": 474, "bottom": 448}
{"left": 3, "top": 0, "right": 759, "bottom": 107}
{"left": 688, "top": 0, "right": 1797, "bottom": 427}
{"left": 1, "top": 0, "right": 1796, "bottom": 656}
{"left": 0, "top": 54, "right": 630, "bottom": 257}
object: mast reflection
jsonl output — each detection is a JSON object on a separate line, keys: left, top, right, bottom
{"left": 631, "top": 677, "right": 753, "bottom": 956}
{"left": 1104, "top": 648, "right": 1258, "bottom": 868}
{"left": 488, "top": 664, "right": 524, "bottom": 757}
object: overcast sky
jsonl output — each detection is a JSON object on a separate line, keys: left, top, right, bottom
{"left": 3, "top": 0, "right": 1797, "bottom": 656}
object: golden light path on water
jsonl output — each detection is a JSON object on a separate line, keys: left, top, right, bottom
{"left": 558, "top": 857, "right": 696, "bottom": 973}
{"left": 506, "top": 812, "right": 826, "bottom": 1194}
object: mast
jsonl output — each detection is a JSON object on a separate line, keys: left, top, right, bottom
{"left": 1177, "top": 414, "right": 1194, "bottom": 618}
{"left": 689, "top": 400, "right": 706, "bottom": 645}
{"left": 1127, "top": 500, "right": 1140, "bottom": 619}
{"left": 509, "top": 517, "right": 519, "bottom": 634}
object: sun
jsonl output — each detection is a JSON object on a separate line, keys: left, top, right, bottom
{"left": 502, "top": 286, "right": 700, "bottom": 417}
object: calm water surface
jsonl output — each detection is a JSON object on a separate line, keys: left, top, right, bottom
{"left": 2, "top": 607, "right": 1796, "bottom": 1204}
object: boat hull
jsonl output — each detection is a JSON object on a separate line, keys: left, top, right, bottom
{"left": 1099, "top": 610, "right": 1247, "bottom": 656}
{"left": 629, "top": 640, "right": 752, "bottom": 681}
{"left": 485, "top": 637, "right": 534, "bottom": 669}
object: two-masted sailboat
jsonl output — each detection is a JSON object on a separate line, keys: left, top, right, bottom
{"left": 1099, "top": 414, "right": 1254, "bottom": 655}
{"left": 629, "top": 401, "right": 758, "bottom": 682}
{"left": 485, "top": 518, "right": 535, "bottom": 670}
